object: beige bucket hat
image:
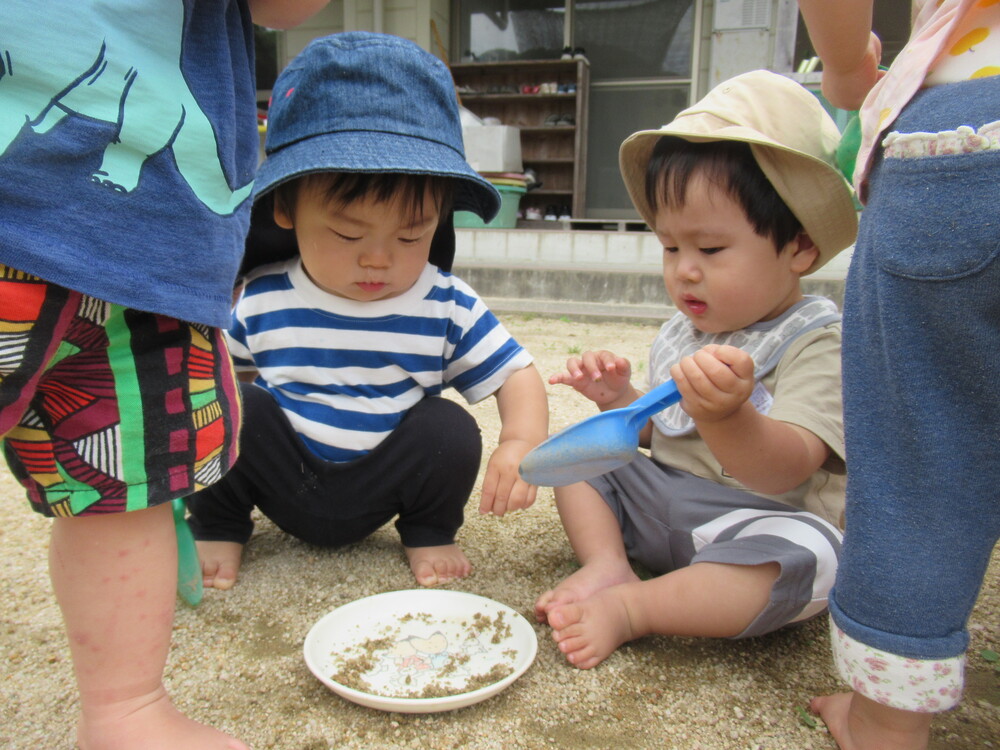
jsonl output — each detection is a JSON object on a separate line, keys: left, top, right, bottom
{"left": 619, "top": 70, "right": 858, "bottom": 274}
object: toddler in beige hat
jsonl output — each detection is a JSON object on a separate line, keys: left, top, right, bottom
{"left": 534, "top": 70, "right": 857, "bottom": 669}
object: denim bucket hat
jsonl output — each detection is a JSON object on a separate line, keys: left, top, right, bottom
{"left": 254, "top": 31, "right": 500, "bottom": 222}
{"left": 619, "top": 70, "right": 857, "bottom": 275}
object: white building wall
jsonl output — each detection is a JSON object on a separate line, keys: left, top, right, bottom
{"left": 705, "top": 0, "right": 798, "bottom": 90}
{"left": 279, "top": 1, "right": 345, "bottom": 67}
{"left": 282, "top": 0, "right": 448, "bottom": 60}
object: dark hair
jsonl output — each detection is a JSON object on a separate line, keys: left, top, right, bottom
{"left": 645, "top": 137, "right": 802, "bottom": 252}
{"left": 273, "top": 172, "right": 455, "bottom": 223}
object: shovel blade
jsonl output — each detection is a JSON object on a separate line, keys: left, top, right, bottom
{"left": 521, "top": 378, "right": 683, "bottom": 487}
{"left": 519, "top": 411, "right": 639, "bottom": 486}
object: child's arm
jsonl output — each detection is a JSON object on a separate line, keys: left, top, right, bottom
{"left": 249, "top": 0, "right": 330, "bottom": 29}
{"left": 480, "top": 364, "right": 549, "bottom": 516}
{"left": 796, "top": 0, "right": 884, "bottom": 111}
{"left": 671, "top": 345, "right": 830, "bottom": 495}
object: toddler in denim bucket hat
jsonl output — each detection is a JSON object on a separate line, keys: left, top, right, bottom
{"left": 254, "top": 32, "right": 500, "bottom": 222}
{"left": 185, "top": 32, "right": 548, "bottom": 590}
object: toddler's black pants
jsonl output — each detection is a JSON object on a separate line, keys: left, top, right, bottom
{"left": 185, "top": 382, "right": 482, "bottom": 549}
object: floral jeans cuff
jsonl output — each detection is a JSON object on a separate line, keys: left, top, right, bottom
{"left": 830, "top": 618, "right": 964, "bottom": 712}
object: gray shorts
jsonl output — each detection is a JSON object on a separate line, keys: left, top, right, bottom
{"left": 588, "top": 455, "right": 842, "bottom": 638}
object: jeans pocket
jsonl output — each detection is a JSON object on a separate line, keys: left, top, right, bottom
{"left": 867, "top": 150, "right": 1000, "bottom": 281}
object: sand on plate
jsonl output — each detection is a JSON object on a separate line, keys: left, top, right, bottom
{"left": 0, "top": 314, "right": 997, "bottom": 749}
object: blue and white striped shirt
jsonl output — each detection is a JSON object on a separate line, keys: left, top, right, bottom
{"left": 228, "top": 259, "right": 533, "bottom": 463}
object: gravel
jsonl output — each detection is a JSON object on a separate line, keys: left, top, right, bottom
{"left": 1, "top": 314, "right": 997, "bottom": 749}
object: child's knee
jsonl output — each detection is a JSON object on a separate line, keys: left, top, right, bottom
{"left": 412, "top": 397, "right": 482, "bottom": 466}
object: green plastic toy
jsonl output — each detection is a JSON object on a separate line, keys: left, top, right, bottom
{"left": 835, "top": 112, "right": 862, "bottom": 183}
{"left": 833, "top": 65, "right": 888, "bottom": 186}
{"left": 172, "top": 498, "right": 203, "bottom": 606}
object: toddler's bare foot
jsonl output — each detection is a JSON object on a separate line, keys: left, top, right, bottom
{"left": 534, "top": 557, "right": 638, "bottom": 623}
{"left": 810, "top": 691, "right": 932, "bottom": 750}
{"left": 405, "top": 543, "right": 471, "bottom": 586}
{"left": 548, "top": 584, "right": 637, "bottom": 669}
{"left": 195, "top": 540, "right": 243, "bottom": 590}
{"left": 78, "top": 686, "right": 248, "bottom": 750}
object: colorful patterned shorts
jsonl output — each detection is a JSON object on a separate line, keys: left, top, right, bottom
{"left": 0, "top": 266, "right": 241, "bottom": 517}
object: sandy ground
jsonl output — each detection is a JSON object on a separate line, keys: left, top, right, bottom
{"left": 0, "top": 314, "right": 997, "bottom": 750}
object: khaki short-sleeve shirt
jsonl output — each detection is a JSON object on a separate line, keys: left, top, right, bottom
{"left": 649, "top": 324, "right": 845, "bottom": 527}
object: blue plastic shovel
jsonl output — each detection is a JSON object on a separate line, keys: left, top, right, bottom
{"left": 519, "top": 379, "right": 682, "bottom": 487}
{"left": 172, "top": 498, "right": 203, "bottom": 607}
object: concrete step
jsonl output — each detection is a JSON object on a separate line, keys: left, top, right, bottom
{"left": 454, "top": 263, "right": 846, "bottom": 323}
{"left": 453, "top": 227, "right": 850, "bottom": 323}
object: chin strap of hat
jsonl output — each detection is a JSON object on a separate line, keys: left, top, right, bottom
{"left": 429, "top": 210, "right": 456, "bottom": 272}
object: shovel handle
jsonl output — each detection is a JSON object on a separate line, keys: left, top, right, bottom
{"left": 627, "top": 379, "right": 682, "bottom": 425}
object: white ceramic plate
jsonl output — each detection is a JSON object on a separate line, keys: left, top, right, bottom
{"left": 304, "top": 589, "right": 538, "bottom": 713}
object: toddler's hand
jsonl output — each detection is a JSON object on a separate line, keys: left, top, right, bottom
{"left": 670, "top": 344, "right": 754, "bottom": 423}
{"left": 821, "top": 31, "right": 884, "bottom": 111}
{"left": 548, "top": 350, "right": 633, "bottom": 408}
{"left": 479, "top": 439, "right": 538, "bottom": 516}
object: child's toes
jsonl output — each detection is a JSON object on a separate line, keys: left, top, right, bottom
{"left": 572, "top": 652, "right": 603, "bottom": 670}
{"left": 195, "top": 541, "right": 243, "bottom": 590}
{"left": 209, "top": 563, "right": 238, "bottom": 590}
{"left": 548, "top": 602, "right": 583, "bottom": 631}
{"left": 412, "top": 561, "right": 440, "bottom": 587}
{"left": 533, "top": 591, "right": 555, "bottom": 622}
{"left": 557, "top": 635, "right": 593, "bottom": 664}
{"left": 434, "top": 559, "right": 456, "bottom": 582}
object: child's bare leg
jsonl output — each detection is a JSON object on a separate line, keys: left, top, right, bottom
{"left": 404, "top": 543, "right": 471, "bottom": 586}
{"left": 534, "top": 481, "right": 639, "bottom": 623}
{"left": 548, "top": 560, "right": 780, "bottom": 669}
{"left": 810, "top": 691, "right": 932, "bottom": 750}
{"left": 50, "top": 503, "right": 248, "bottom": 750}
{"left": 195, "top": 540, "right": 244, "bottom": 590}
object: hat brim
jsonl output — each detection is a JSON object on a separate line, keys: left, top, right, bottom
{"left": 253, "top": 130, "right": 501, "bottom": 222}
{"left": 620, "top": 122, "right": 858, "bottom": 274}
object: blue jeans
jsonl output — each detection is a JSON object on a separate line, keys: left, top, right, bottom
{"left": 830, "top": 75, "right": 1000, "bottom": 660}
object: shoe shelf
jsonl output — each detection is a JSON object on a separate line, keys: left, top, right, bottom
{"left": 451, "top": 58, "right": 589, "bottom": 220}
{"left": 517, "top": 157, "right": 576, "bottom": 163}
{"left": 518, "top": 125, "right": 577, "bottom": 133}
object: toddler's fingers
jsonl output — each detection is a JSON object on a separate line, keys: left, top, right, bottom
{"left": 487, "top": 470, "right": 519, "bottom": 516}
{"left": 505, "top": 481, "right": 537, "bottom": 514}
{"left": 563, "top": 356, "right": 586, "bottom": 380}
{"left": 522, "top": 484, "right": 538, "bottom": 510}
{"left": 570, "top": 350, "right": 616, "bottom": 381}
{"left": 672, "top": 355, "right": 712, "bottom": 399}
{"left": 578, "top": 351, "right": 607, "bottom": 381}
{"left": 479, "top": 469, "right": 499, "bottom": 514}
{"left": 707, "top": 344, "right": 752, "bottom": 370}
{"left": 611, "top": 355, "right": 631, "bottom": 378}
{"left": 595, "top": 350, "right": 629, "bottom": 380}
{"left": 489, "top": 487, "right": 511, "bottom": 517}
{"left": 690, "top": 349, "right": 738, "bottom": 389}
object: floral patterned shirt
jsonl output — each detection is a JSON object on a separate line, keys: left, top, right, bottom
{"left": 854, "top": 0, "right": 1000, "bottom": 199}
